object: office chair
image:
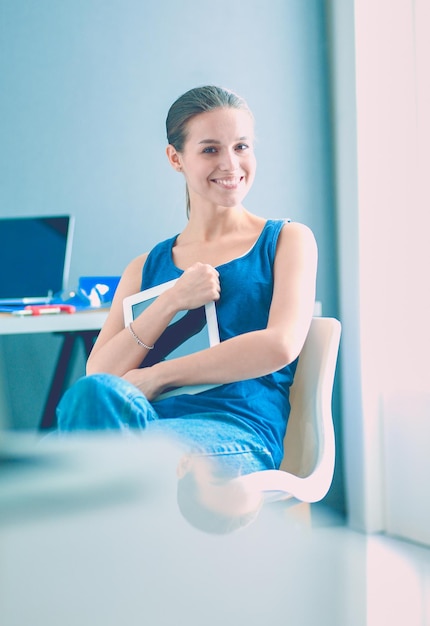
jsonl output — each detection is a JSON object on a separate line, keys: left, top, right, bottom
{"left": 233, "top": 316, "right": 341, "bottom": 513}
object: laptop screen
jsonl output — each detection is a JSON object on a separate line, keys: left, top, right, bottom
{"left": 0, "top": 215, "right": 74, "bottom": 303}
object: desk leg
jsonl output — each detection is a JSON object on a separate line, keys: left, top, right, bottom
{"left": 39, "top": 331, "right": 97, "bottom": 431}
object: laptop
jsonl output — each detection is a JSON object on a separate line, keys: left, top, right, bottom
{"left": 0, "top": 215, "right": 74, "bottom": 307}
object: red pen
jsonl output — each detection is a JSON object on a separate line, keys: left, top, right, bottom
{"left": 23, "top": 304, "right": 76, "bottom": 315}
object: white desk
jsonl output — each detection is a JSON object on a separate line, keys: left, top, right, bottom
{"left": 0, "top": 310, "right": 109, "bottom": 430}
{"left": 0, "top": 309, "right": 108, "bottom": 335}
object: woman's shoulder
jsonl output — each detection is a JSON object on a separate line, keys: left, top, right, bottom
{"left": 124, "top": 251, "right": 149, "bottom": 275}
{"left": 114, "top": 252, "right": 149, "bottom": 297}
{"left": 279, "top": 220, "right": 316, "bottom": 244}
{"left": 124, "top": 233, "right": 178, "bottom": 275}
{"left": 260, "top": 218, "right": 316, "bottom": 252}
{"left": 274, "top": 221, "right": 318, "bottom": 266}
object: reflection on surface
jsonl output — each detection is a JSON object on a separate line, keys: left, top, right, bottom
{"left": 0, "top": 434, "right": 429, "bottom": 626}
{"left": 176, "top": 455, "right": 264, "bottom": 535}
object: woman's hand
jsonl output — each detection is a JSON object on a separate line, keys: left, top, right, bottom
{"left": 122, "top": 366, "right": 164, "bottom": 402}
{"left": 170, "top": 262, "right": 220, "bottom": 311}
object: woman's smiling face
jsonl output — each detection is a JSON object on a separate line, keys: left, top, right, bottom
{"left": 169, "top": 107, "right": 257, "bottom": 211}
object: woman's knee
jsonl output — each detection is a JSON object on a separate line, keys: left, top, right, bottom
{"left": 56, "top": 373, "right": 159, "bottom": 431}
{"left": 56, "top": 374, "right": 118, "bottom": 430}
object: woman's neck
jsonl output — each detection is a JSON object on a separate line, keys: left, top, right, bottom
{"left": 181, "top": 205, "right": 251, "bottom": 242}
{"left": 172, "top": 210, "right": 267, "bottom": 270}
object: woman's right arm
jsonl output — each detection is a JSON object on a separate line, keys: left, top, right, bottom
{"left": 86, "top": 256, "right": 220, "bottom": 376}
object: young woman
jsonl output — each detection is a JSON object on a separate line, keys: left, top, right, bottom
{"left": 57, "top": 85, "right": 318, "bottom": 482}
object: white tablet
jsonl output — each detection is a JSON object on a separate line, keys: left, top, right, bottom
{"left": 123, "top": 278, "right": 220, "bottom": 400}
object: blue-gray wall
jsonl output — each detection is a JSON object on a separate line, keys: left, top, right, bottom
{"left": 0, "top": 0, "right": 342, "bottom": 510}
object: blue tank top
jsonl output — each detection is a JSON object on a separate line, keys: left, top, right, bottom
{"left": 140, "top": 219, "right": 298, "bottom": 467}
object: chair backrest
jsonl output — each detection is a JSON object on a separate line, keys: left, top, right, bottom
{"left": 280, "top": 317, "right": 341, "bottom": 490}
{"left": 229, "top": 317, "right": 341, "bottom": 504}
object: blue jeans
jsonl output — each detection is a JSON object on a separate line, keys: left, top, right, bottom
{"left": 56, "top": 374, "right": 275, "bottom": 479}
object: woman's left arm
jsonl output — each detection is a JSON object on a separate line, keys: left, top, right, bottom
{"left": 123, "top": 222, "right": 317, "bottom": 399}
